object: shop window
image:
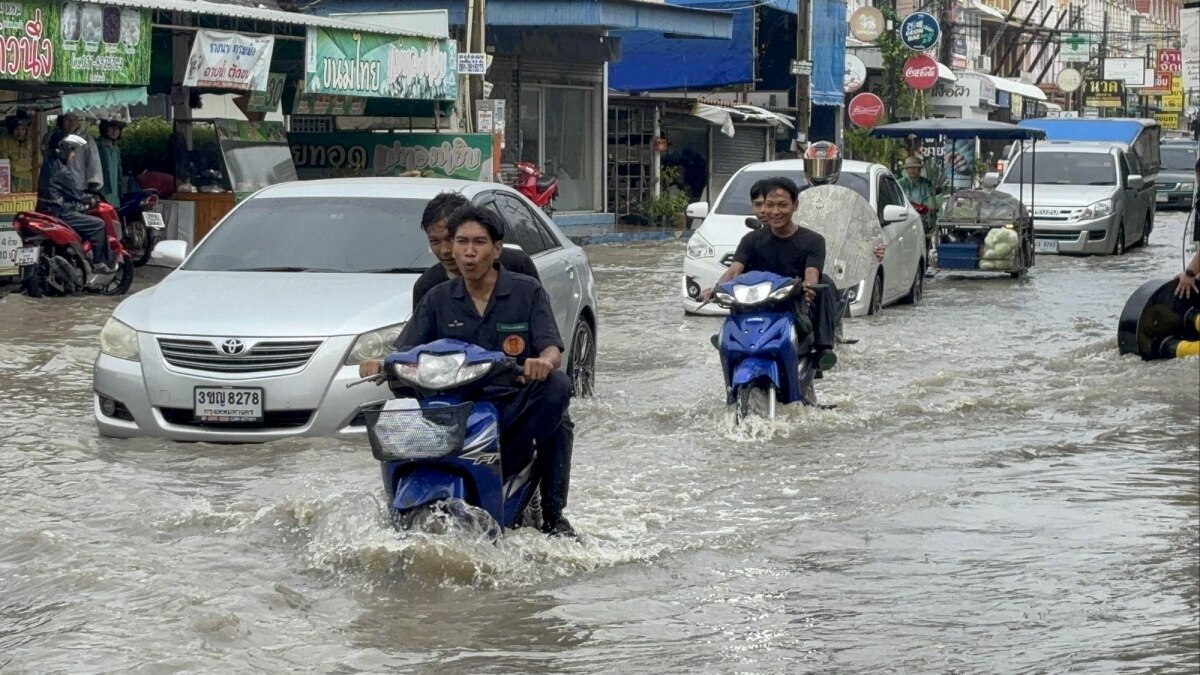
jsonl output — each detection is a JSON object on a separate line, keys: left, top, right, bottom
{"left": 518, "top": 85, "right": 595, "bottom": 212}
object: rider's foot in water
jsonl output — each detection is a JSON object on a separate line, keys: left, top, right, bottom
{"left": 541, "top": 516, "right": 578, "bottom": 540}
{"left": 815, "top": 348, "right": 837, "bottom": 372}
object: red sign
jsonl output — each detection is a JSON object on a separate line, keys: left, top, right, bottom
{"left": 903, "top": 54, "right": 940, "bottom": 90}
{"left": 1134, "top": 0, "right": 1151, "bottom": 13}
{"left": 1156, "top": 49, "right": 1182, "bottom": 74}
{"left": 848, "top": 93, "right": 885, "bottom": 128}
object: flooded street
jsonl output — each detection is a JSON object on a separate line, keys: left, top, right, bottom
{"left": 1, "top": 212, "right": 1197, "bottom": 673}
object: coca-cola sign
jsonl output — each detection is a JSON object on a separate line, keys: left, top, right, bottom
{"left": 848, "top": 93, "right": 885, "bottom": 128}
{"left": 904, "top": 54, "right": 939, "bottom": 90}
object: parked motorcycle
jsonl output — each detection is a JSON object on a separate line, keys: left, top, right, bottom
{"left": 349, "top": 339, "right": 542, "bottom": 535}
{"left": 12, "top": 197, "right": 134, "bottom": 297}
{"left": 115, "top": 188, "right": 164, "bottom": 267}
{"left": 503, "top": 161, "right": 558, "bottom": 215}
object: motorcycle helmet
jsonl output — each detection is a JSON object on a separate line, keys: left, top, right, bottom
{"left": 56, "top": 133, "right": 88, "bottom": 161}
{"left": 4, "top": 109, "right": 31, "bottom": 134}
{"left": 803, "top": 141, "right": 842, "bottom": 186}
{"left": 99, "top": 119, "right": 126, "bottom": 136}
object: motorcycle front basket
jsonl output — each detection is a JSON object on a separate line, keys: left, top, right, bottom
{"left": 363, "top": 403, "right": 473, "bottom": 462}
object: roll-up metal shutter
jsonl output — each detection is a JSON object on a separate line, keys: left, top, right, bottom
{"left": 710, "top": 125, "right": 768, "bottom": 197}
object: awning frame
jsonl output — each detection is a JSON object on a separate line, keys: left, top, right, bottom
{"left": 985, "top": 74, "right": 1049, "bottom": 102}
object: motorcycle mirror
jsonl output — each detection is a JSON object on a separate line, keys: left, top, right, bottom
{"left": 745, "top": 217, "right": 763, "bottom": 230}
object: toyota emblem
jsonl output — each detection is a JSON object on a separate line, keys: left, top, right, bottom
{"left": 220, "top": 339, "right": 247, "bottom": 356}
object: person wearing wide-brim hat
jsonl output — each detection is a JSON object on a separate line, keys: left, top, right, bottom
{"left": 898, "top": 155, "right": 935, "bottom": 207}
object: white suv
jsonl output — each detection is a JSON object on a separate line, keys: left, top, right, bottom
{"left": 682, "top": 160, "right": 927, "bottom": 317}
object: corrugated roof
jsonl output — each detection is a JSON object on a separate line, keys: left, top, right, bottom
{"left": 96, "top": 0, "right": 444, "bottom": 39}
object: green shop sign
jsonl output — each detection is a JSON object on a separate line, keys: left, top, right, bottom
{"left": 290, "top": 132, "right": 493, "bottom": 182}
{"left": 304, "top": 27, "right": 457, "bottom": 101}
{"left": 0, "top": 1, "right": 151, "bottom": 85}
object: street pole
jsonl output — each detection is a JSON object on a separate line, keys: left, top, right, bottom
{"left": 886, "top": 0, "right": 898, "bottom": 124}
{"left": 465, "top": 0, "right": 486, "bottom": 132}
{"left": 938, "top": 0, "right": 953, "bottom": 69}
{"left": 795, "top": 0, "right": 811, "bottom": 146}
{"left": 1100, "top": 10, "right": 1109, "bottom": 117}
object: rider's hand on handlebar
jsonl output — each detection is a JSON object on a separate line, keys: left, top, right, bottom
{"left": 521, "top": 357, "right": 554, "bottom": 383}
{"left": 700, "top": 287, "right": 714, "bottom": 303}
{"left": 358, "top": 359, "right": 383, "bottom": 381}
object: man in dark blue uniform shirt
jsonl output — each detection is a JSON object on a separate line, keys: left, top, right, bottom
{"left": 363, "top": 206, "right": 577, "bottom": 537}
{"left": 412, "top": 192, "right": 539, "bottom": 308}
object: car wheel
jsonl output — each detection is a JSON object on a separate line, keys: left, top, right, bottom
{"left": 867, "top": 270, "right": 884, "bottom": 315}
{"left": 1111, "top": 222, "right": 1126, "bottom": 256}
{"left": 567, "top": 318, "right": 595, "bottom": 397}
{"left": 900, "top": 261, "right": 924, "bottom": 305}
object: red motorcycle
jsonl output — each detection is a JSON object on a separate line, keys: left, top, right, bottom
{"left": 504, "top": 161, "right": 558, "bottom": 215}
{"left": 12, "top": 197, "right": 134, "bottom": 297}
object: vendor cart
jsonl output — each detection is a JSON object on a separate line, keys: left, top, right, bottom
{"left": 872, "top": 119, "right": 1046, "bottom": 278}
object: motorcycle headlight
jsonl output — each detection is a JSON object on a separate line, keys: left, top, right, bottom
{"left": 99, "top": 318, "right": 139, "bottom": 361}
{"left": 394, "top": 352, "right": 493, "bottom": 390}
{"left": 344, "top": 323, "right": 406, "bottom": 366}
{"left": 1074, "top": 199, "right": 1113, "bottom": 221}
{"left": 732, "top": 281, "right": 773, "bottom": 305}
{"left": 768, "top": 282, "right": 797, "bottom": 301}
{"left": 686, "top": 234, "right": 715, "bottom": 259}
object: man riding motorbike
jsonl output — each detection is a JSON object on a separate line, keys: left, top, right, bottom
{"left": 36, "top": 134, "right": 113, "bottom": 274}
{"left": 361, "top": 206, "right": 577, "bottom": 538}
{"left": 42, "top": 112, "right": 102, "bottom": 192}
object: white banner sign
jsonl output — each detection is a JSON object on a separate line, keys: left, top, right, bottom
{"left": 1182, "top": 7, "right": 1199, "bottom": 94}
{"left": 1103, "top": 57, "right": 1146, "bottom": 86}
{"left": 184, "top": 30, "right": 275, "bottom": 92}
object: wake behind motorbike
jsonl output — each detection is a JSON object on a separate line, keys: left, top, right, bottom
{"left": 349, "top": 339, "right": 542, "bottom": 536}
{"left": 13, "top": 197, "right": 134, "bottom": 297}
{"left": 711, "top": 271, "right": 837, "bottom": 421}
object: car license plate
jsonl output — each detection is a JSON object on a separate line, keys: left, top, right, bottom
{"left": 194, "top": 387, "right": 263, "bottom": 422}
{"left": 1034, "top": 239, "right": 1059, "bottom": 254}
{"left": 143, "top": 212, "right": 166, "bottom": 229}
{"left": 13, "top": 246, "right": 39, "bottom": 266}
{"left": 1156, "top": 193, "right": 1168, "bottom": 203}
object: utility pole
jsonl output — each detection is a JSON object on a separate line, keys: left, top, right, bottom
{"left": 1100, "top": 10, "right": 1109, "bottom": 117}
{"left": 885, "top": 0, "right": 898, "bottom": 123}
{"left": 465, "top": 0, "right": 486, "bottom": 132}
{"left": 938, "top": 0, "right": 954, "bottom": 69}
{"left": 795, "top": 0, "right": 811, "bottom": 146}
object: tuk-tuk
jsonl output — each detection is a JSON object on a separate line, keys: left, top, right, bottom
{"left": 872, "top": 119, "right": 1045, "bottom": 278}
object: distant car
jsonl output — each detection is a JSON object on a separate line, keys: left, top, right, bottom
{"left": 681, "top": 159, "right": 927, "bottom": 317}
{"left": 998, "top": 142, "right": 1155, "bottom": 255}
{"left": 1156, "top": 142, "right": 1197, "bottom": 210}
{"left": 92, "top": 178, "right": 599, "bottom": 442}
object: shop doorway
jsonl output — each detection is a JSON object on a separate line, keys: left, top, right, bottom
{"left": 519, "top": 84, "right": 595, "bottom": 212}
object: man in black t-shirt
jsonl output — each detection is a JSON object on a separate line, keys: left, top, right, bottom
{"left": 412, "top": 192, "right": 540, "bottom": 307}
{"left": 703, "top": 176, "right": 839, "bottom": 369}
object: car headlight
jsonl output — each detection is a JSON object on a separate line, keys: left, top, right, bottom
{"left": 686, "top": 234, "right": 715, "bottom": 259}
{"left": 1180, "top": 182, "right": 1195, "bottom": 191}
{"left": 345, "top": 323, "right": 406, "bottom": 365}
{"left": 732, "top": 281, "right": 773, "bottom": 305}
{"left": 1074, "top": 199, "right": 1113, "bottom": 221}
{"left": 99, "top": 318, "right": 139, "bottom": 361}
{"left": 394, "top": 352, "right": 493, "bottom": 390}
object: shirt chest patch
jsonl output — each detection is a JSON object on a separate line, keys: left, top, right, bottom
{"left": 447, "top": 320, "right": 464, "bottom": 329}
{"left": 496, "top": 322, "right": 529, "bottom": 332}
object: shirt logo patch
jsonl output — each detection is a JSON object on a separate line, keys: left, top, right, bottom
{"left": 497, "top": 322, "right": 529, "bottom": 332}
{"left": 448, "top": 320, "right": 464, "bottom": 328}
{"left": 501, "top": 334, "right": 526, "bottom": 357}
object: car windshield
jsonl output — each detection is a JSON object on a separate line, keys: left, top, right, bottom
{"left": 714, "top": 170, "right": 871, "bottom": 215}
{"left": 1160, "top": 145, "right": 1197, "bottom": 171}
{"left": 1004, "top": 152, "right": 1115, "bottom": 186}
{"left": 183, "top": 197, "right": 437, "bottom": 273}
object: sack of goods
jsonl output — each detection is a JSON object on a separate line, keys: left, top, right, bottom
{"left": 981, "top": 227, "right": 1019, "bottom": 260}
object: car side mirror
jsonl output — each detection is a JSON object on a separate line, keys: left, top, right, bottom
{"left": 686, "top": 201, "right": 709, "bottom": 219}
{"left": 1127, "top": 174, "right": 1144, "bottom": 190}
{"left": 744, "top": 216, "right": 763, "bottom": 230}
{"left": 982, "top": 172, "right": 1000, "bottom": 188}
{"left": 882, "top": 205, "right": 907, "bottom": 223}
{"left": 503, "top": 242, "right": 524, "bottom": 251}
{"left": 151, "top": 239, "right": 187, "bottom": 267}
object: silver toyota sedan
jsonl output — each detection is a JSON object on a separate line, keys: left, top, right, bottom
{"left": 93, "top": 178, "right": 598, "bottom": 442}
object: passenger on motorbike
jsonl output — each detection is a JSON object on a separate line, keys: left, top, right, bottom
{"left": 361, "top": 206, "right": 577, "bottom": 538}
{"left": 96, "top": 120, "right": 126, "bottom": 207}
{"left": 36, "top": 135, "right": 113, "bottom": 274}
{"left": 412, "top": 191, "right": 539, "bottom": 307}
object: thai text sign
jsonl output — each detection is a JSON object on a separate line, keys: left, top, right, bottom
{"left": 184, "top": 30, "right": 275, "bottom": 91}
{"left": 304, "top": 27, "right": 457, "bottom": 101}
{"left": 0, "top": 1, "right": 151, "bottom": 85}
{"left": 290, "top": 132, "right": 493, "bottom": 181}
{"left": 1156, "top": 48, "right": 1182, "bottom": 74}
{"left": 1154, "top": 113, "right": 1178, "bottom": 129}
{"left": 1084, "top": 79, "right": 1125, "bottom": 108}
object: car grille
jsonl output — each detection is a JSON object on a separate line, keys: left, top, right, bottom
{"left": 1156, "top": 182, "right": 1180, "bottom": 191}
{"left": 157, "top": 338, "right": 323, "bottom": 373}
{"left": 1034, "top": 230, "right": 1083, "bottom": 241}
{"left": 159, "top": 407, "right": 314, "bottom": 429}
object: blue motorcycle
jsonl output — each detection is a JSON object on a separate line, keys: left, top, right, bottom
{"left": 350, "top": 339, "right": 542, "bottom": 535}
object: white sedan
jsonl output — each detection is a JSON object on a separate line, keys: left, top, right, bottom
{"left": 681, "top": 159, "right": 927, "bottom": 317}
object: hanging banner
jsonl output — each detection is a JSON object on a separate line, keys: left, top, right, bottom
{"left": 304, "top": 27, "right": 457, "bottom": 101}
{"left": 183, "top": 30, "right": 274, "bottom": 91}
{"left": 289, "top": 132, "right": 494, "bottom": 181}
{"left": 1182, "top": 7, "right": 1199, "bottom": 94}
{"left": 0, "top": 1, "right": 151, "bottom": 85}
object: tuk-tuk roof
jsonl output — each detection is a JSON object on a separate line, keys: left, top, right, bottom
{"left": 871, "top": 119, "right": 1047, "bottom": 141}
